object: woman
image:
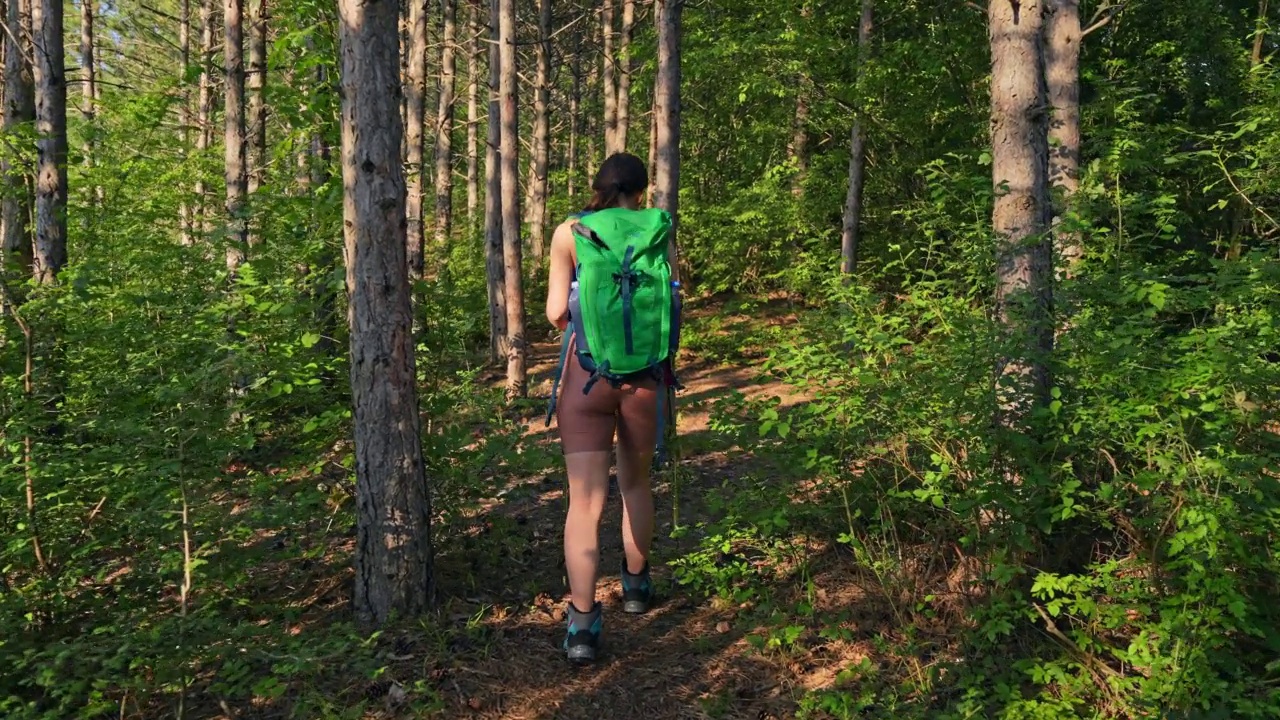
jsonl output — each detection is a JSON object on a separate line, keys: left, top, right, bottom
{"left": 545, "top": 152, "right": 679, "bottom": 663}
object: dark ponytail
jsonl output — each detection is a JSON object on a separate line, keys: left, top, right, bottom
{"left": 583, "top": 152, "right": 649, "bottom": 211}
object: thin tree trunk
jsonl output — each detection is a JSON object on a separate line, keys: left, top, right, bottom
{"left": 404, "top": 0, "right": 428, "bottom": 277}
{"left": 989, "top": 0, "right": 1053, "bottom": 416}
{"left": 465, "top": 0, "right": 479, "bottom": 227}
{"left": 585, "top": 54, "right": 597, "bottom": 181}
{"left": 433, "top": 0, "right": 457, "bottom": 247}
{"left": 1253, "top": 0, "right": 1269, "bottom": 67}
{"left": 788, "top": 85, "right": 808, "bottom": 197}
{"left": 2, "top": 0, "right": 34, "bottom": 273}
{"left": 485, "top": 0, "right": 506, "bottom": 364}
{"left": 568, "top": 27, "right": 581, "bottom": 198}
{"left": 601, "top": 0, "right": 617, "bottom": 155}
{"left": 32, "top": 0, "right": 68, "bottom": 284}
{"left": 246, "top": 0, "right": 267, "bottom": 246}
{"left": 651, "top": 0, "right": 681, "bottom": 228}
{"left": 80, "top": 0, "right": 96, "bottom": 188}
{"left": 179, "top": 0, "right": 193, "bottom": 245}
{"left": 338, "top": 0, "right": 435, "bottom": 626}
{"left": 1044, "top": 0, "right": 1080, "bottom": 271}
{"left": 528, "top": 0, "right": 550, "bottom": 264}
{"left": 615, "top": 0, "right": 634, "bottom": 152}
{"left": 498, "top": 0, "right": 525, "bottom": 397}
{"left": 224, "top": 0, "right": 247, "bottom": 273}
{"left": 841, "top": 0, "right": 871, "bottom": 276}
{"left": 196, "top": 0, "right": 215, "bottom": 235}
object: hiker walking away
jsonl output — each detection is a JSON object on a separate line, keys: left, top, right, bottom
{"left": 544, "top": 152, "right": 682, "bottom": 663}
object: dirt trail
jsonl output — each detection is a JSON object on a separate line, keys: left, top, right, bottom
{"left": 430, "top": 342, "right": 813, "bottom": 719}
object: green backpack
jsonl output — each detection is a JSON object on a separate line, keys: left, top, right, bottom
{"left": 546, "top": 207, "right": 683, "bottom": 455}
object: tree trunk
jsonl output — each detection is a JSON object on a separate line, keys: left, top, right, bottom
{"left": 1044, "top": 0, "right": 1080, "bottom": 271}
{"left": 465, "top": 0, "right": 479, "bottom": 227}
{"left": 989, "top": 0, "right": 1053, "bottom": 415}
{"left": 788, "top": 85, "right": 808, "bottom": 197}
{"left": 31, "top": 0, "right": 68, "bottom": 284}
{"left": 2, "top": 0, "right": 34, "bottom": 274}
{"left": 601, "top": 0, "right": 617, "bottom": 155}
{"left": 433, "top": 0, "right": 457, "bottom": 247}
{"left": 224, "top": 0, "right": 247, "bottom": 273}
{"left": 196, "top": 0, "right": 215, "bottom": 235}
{"left": 485, "top": 0, "right": 506, "bottom": 364}
{"left": 1253, "top": 0, "right": 1269, "bottom": 67}
{"left": 404, "top": 0, "right": 428, "bottom": 278}
{"left": 80, "top": 0, "right": 96, "bottom": 179}
{"left": 568, "top": 27, "right": 581, "bottom": 198}
{"left": 179, "top": 0, "right": 193, "bottom": 245}
{"left": 338, "top": 0, "right": 435, "bottom": 627}
{"left": 246, "top": 0, "right": 267, "bottom": 246}
{"left": 498, "top": 0, "right": 525, "bottom": 397}
{"left": 615, "top": 0, "right": 634, "bottom": 152}
{"left": 651, "top": 0, "right": 681, "bottom": 227}
{"left": 528, "top": 0, "right": 550, "bottom": 264}
{"left": 841, "top": 0, "right": 871, "bottom": 276}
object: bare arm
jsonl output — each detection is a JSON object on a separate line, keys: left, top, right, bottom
{"left": 545, "top": 221, "right": 576, "bottom": 330}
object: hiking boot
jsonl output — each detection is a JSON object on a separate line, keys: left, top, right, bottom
{"left": 621, "top": 562, "right": 654, "bottom": 614}
{"left": 563, "top": 601, "right": 603, "bottom": 663}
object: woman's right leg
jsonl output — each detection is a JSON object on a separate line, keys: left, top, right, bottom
{"left": 615, "top": 382, "right": 659, "bottom": 611}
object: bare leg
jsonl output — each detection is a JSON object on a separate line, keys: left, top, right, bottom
{"left": 563, "top": 450, "right": 611, "bottom": 611}
{"left": 616, "top": 441, "right": 655, "bottom": 576}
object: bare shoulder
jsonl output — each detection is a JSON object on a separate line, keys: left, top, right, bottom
{"left": 550, "top": 219, "right": 577, "bottom": 255}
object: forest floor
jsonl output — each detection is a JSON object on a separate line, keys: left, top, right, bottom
{"left": 196, "top": 300, "right": 966, "bottom": 719}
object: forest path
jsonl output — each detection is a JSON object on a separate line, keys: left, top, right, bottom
{"left": 427, "top": 339, "right": 835, "bottom": 720}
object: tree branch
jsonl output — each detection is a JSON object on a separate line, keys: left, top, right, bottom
{"left": 1082, "top": 3, "right": 1123, "bottom": 38}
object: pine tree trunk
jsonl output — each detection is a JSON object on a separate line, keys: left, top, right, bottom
{"left": 196, "top": 0, "right": 215, "bottom": 235}
{"left": 989, "top": 0, "right": 1053, "bottom": 416}
{"left": 568, "top": 27, "right": 581, "bottom": 198}
{"left": 601, "top": 0, "right": 617, "bottom": 155}
{"left": 179, "top": 0, "right": 193, "bottom": 245}
{"left": 485, "top": 0, "right": 506, "bottom": 365}
{"left": 338, "top": 0, "right": 435, "bottom": 626}
{"left": 615, "top": 0, "right": 634, "bottom": 152}
{"left": 404, "top": 0, "right": 428, "bottom": 277}
{"left": 528, "top": 0, "right": 550, "bottom": 264}
{"left": 651, "top": 0, "right": 681, "bottom": 227}
{"left": 1253, "top": 0, "right": 1269, "bottom": 67}
{"left": 2, "top": 0, "right": 34, "bottom": 274}
{"left": 841, "top": 0, "right": 871, "bottom": 276}
{"left": 31, "top": 0, "right": 68, "bottom": 284}
{"left": 498, "top": 0, "right": 525, "bottom": 397}
{"left": 433, "top": 0, "right": 457, "bottom": 247}
{"left": 465, "top": 0, "right": 479, "bottom": 227}
{"left": 224, "top": 0, "right": 247, "bottom": 273}
{"left": 1044, "top": 0, "right": 1080, "bottom": 271}
{"left": 80, "top": 0, "right": 96, "bottom": 183}
{"left": 788, "top": 86, "right": 808, "bottom": 197}
{"left": 246, "top": 0, "right": 267, "bottom": 246}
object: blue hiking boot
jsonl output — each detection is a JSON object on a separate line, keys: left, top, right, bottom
{"left": 621, "top": 562, "right": 654, "bottom": 614}
{"left": 563, "top": 601, "right": 603, "bottom": 663}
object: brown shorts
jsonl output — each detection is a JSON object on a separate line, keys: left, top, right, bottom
{"left": 555, "top": 344, "right": 659, "bottom": 456}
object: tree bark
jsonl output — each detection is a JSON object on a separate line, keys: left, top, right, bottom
{"left": 1253, "top": 0, "right": 1269, "bottom": 67}
{"left": 498, "top": 0, "right": 525, "bottom": 397}
{"left": 80, "top": 0, "right": 96, "bottom": 177}
{"left": 615, "top": 0, "right": 634, "bottom": 152}
{"left": 485, "top": 0, "right": 506, "bottom": 364}
{"left": 246, "top": 0, "right": 267, "bottom": 246}
{"left": 196, "top": 0, "right": 215, "bottom": 235}
{"left": 527, "top": 0, "right": 550, "bottom": 264}
{"left": 2, "top": 0, "right": 34, "bottom": 274}
{"left": 841, "top": 0, "right": 871, "bottom": 276}
{"left": 1044, "top": 0, "right": 1080, "bottom": 270}
{"left": 651, "top": 0, "right": 681, "bottom": 228}
{"left": 224, "top": 0, "right": 247, "bottom": 273}
{"left": 179, "top": 0, "right": 193, "bottom": 245}
{"left": 433, "top": 0, "right": 457, "bottom": 247}
{"left": 601, "top": 0, "right": 617, "bottom": 155}
{"left": 404, "top": 0, "right": 428, "bottom": 277}
{"left": 31, "top": 0, "right": 68, "bottom": 284}
{"left": 568, "top": 26, "right": 581, "bottom": 198}
{"left": 338, "top": 0, "right": 435, "bottom": 627}
{"left": 989, "top": 0, "right": 1053, "bottom": 415}
{"left": 465, "top": 0, "right": 479, "bottom": 227}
